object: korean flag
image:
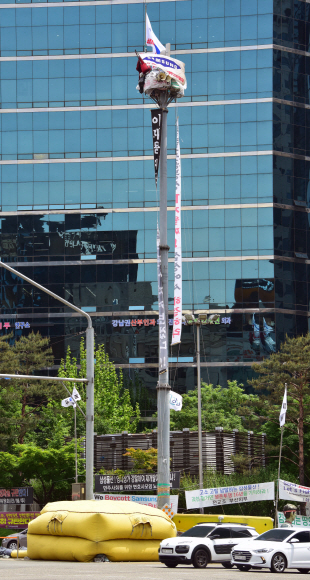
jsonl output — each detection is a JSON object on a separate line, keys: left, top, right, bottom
{"left": 279, "top": 385, "right": 287, "bottom": 427}
{"left": 61, "top": 396, "right": 75, "bottom": 408}
{"left": 169, "top": 391, "right": 182, "bottom": 412}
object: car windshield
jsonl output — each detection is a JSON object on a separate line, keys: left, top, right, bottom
{"left": 255, "top": 530, "right": 294, "bottom": 542}
{"left": 181, "top": 525, "right": 216, "bottom": 538}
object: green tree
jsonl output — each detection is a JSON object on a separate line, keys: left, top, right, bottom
{"left": 0, "top": 442, "right": 83, "bottom": 506}
{"left": 169, "top": 381, "right": 259, "bottom": 432}
{"left": 0, "top": 332, "right": 61, "bottom": 449}
{"left": 59, "top": 339, "right": 141, "bottom": 435}
{"left": 250, "top": 334, "right": 310, "bottom": 491}
{"left": 123, "top": 447, "right": 158, "bottom": 473}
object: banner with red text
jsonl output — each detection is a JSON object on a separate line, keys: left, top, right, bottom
{"left": 171, "top": 118, "right": 182, "bottom": 345}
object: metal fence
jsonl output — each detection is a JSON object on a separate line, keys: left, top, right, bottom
{"left": 94, "top": 428, "right": 266, "bottom": 476}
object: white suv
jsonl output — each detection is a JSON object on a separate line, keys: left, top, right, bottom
{"left": 159, "top": 523, "right": 259, "bottom": 568}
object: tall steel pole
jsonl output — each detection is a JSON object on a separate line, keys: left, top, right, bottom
{"left": 197, "top": 322, "right": 203, "bottom": 513}
{"left": 0, "top": 260, "right": 94, "bottom": 500}
{"left": 157, "top": 89, "right": 170, "bottom": 510}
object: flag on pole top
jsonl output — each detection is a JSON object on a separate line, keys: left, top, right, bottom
{"left": 279, "top": 384, "right": 287, "bottom": 427}
{"left": 146, "top": 14, "right": 165, "bottom": 54}
{"left": 72, "top": 386, "right": 81, "bottom": 403}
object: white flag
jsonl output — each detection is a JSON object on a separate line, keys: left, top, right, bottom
{"left": 279, "top": 385, "right": 287, "bottom": 427}
{"left": 72, "top": 386, "right": 81, "bottom": 402}
{"left": 146, "top": 14, "right": 165, "bottom": 55}
{"left": 61, "top": 396, "right": 75, "bottom": 408}
{"left": 169, "top": 391, "right": 182, "bottom": 411}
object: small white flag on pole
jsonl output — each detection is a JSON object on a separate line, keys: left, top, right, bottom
{"left": 169, "top": 391, "right": 182, "bottom": 411}
{"left": 72, "top": 387, "right": 81, "bottom": 403}
{"left": 279, "top": 385, "right": 287, "bottom": 427}
{"left": 146, "top": 14, "right": 166, "bottom": 54}
{"left": 61, "top": 396, "right": 75, "bottom": 408}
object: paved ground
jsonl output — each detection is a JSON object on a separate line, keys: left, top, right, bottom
{"left": 0, "top": 560, "right": 308, "bottom": 580}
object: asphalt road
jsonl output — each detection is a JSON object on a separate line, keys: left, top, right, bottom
{"left": 0, "top": 560, "right": 308, "bottom": 579}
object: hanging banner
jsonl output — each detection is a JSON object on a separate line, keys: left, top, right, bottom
{"left": 171, "top": 118, "right": 182, "bottom": 345}
{"left": 185, "top": 481, "right": 275, "bottom": 509}
{"left": 0, "top": 512, "right": 39, "bottom": 528}
{"left": 142, "top": 55, "right": 187, "bottom": 88}
{"left": 279, "top": 479, "right": 310, "bottom": 504}
{"left": 157, "top": 226, "right": 168, "bottom": 374}
{"left": 94, "top": 493, "right": 178, "bottom": 516}
{"left": 151, "top": 109, "right": 162, "bottom": 188}
{"left": 278, "top": 512, "right": 310, "bottom": 528}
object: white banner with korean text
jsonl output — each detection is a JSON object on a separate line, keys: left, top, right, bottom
{"left": 278, "top": 512, "right": 310, "bottom": 527}
{"left": 171, "top": 117, "right": 182, "bottom": 345}
{"left": 185, "top": 481, "right": 275, "bottom": 509}
{"left": 157, "top": 226, "right": 168, "bottom": 374}
{"left": 279, "top": 479, "right": 310, "bottom": 504}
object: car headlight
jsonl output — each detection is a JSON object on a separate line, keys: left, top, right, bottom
{"left": 253, "top": 548, "right": 273, "bottom": 553}
{"left": 175, "top": 545, "right": 190, "bottom": 554}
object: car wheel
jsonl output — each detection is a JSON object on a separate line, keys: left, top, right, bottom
{"left": 222, "top": 562, "right": 234, "bottom": 569}
{"left": 236, "top": 564, "right": 251, "bottom": 571}
{"left": 192, "top": 548, "right": 210, "bottom": 568}
{"left": 270, "top": 553, "right": 286, "bottom": 573}
{"left": 164, "top": 562, "right": 178, "bottom": 568}
{"left": 7, "top": 541, "right": 18, "bottom": 550}
{"left": 297, "top": 570, "right": 310, "bottom": 574}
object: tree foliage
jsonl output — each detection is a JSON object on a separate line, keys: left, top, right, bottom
{"left": 0, "top": 441, "right": 84, "bottom": 506}
{"left": 59, "top": 339, "right": 141, "bottom": 435}
{"left": 169, "top": 381, "right": 259, "bottom": 432}
{"left": 250, "top": 334, "right": 310, "bottom": 489}
{"left": 0, "top": 332, "right": 62, "bottom": 449}
{"left": 123, "top": 447, "right": 158, "bottom": 473}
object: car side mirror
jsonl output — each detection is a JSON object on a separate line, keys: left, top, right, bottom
{"left": 289, "top": 538, "right": 299, "bottom": 543}
{"left": 210, "top": 535, "right": 220, "bottom": 539}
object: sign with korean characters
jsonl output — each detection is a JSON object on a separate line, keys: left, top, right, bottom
{"left": 0, "top": 511, "right": 39, "bottom": 529}
{"left": 95, "top": 472, "right": 180, "bottom": 493}
{"left": 0, "top": 487, "right": 33, "bottom": 505}
{"left": 151, "top": 109, "right": 162, "bottom": 188}
{"left": 279, "top": 479, "right": 310, "bottom": 504}
{"left": 93, "top": 493, "right": 178, "bottom": 514}
{"left": 185, "top": 481, "right": 275, "bottom": 509}
{"left": 278, "top": 512, "right": 310, "bottom": 528}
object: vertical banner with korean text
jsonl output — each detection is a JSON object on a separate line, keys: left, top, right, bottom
{"left": 157, "top": 226, "right": 168, "bottom": 374}
{"left": 172, "top": 117, "right": 182, "bottom": 345}
{"left": 151, "top": 109, "right": 162, "bottom": 188}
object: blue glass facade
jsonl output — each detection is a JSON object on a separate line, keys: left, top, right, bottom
{"left": 0, "top": 0, "right": 308, "bottom": 411}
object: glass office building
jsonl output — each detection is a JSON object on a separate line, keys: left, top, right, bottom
{"left": 0, "top": 0, "right": 308, "bottom": 412}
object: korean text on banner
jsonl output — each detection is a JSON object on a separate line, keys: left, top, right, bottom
{"left": 279, "top": 479, "right": 310, "bottom": 504}
{"left": 151, "top": 109, "right": 162, "bottom": 189}
{"left": 157, "top": 226, "right": 168, "bottom": 375}
{"left": 185, "top": 481, "right": 275, "bottom": 510}
{"left": 171, "top": 117, "right": 182, "bottom": 346}
{"left": 277, "top": 512, "right": 310, "bottom": 528}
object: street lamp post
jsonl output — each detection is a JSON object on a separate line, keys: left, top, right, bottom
{"left": 185, "top": 313, "right": 207, "bottom": 513}
{"left": 0, "top": 260, "right": 94, "bottom": 500}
